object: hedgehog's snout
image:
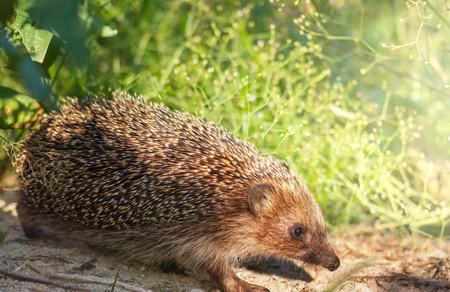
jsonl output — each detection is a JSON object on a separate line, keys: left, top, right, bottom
{"left": 300, "top": 242, "right": 340, "bottom": 272}
{"left": 315, "top": 244, "right": 340, "bottom": 272}
{"left": 325, "top": 254, "right": 340, "bottom": 271}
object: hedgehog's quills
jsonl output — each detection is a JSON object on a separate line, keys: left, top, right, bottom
{"left": 15, "top": 93, "right": 340, "bottom": 292}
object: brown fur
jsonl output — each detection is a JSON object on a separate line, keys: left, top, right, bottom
{"left": 15, "top": 93, "right": 339, "bottom": 292}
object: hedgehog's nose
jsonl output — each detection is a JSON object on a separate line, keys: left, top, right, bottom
{"left": 326, "top": 255, "right": 340, "bottom": 271}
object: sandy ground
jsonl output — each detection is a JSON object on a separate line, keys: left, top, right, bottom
{"left": 1, "top": 188, "right": 449, "bottom": 292}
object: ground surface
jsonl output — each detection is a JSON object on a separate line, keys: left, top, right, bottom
{"left": 1, "top": 188, "right": 449, "bottom": 292}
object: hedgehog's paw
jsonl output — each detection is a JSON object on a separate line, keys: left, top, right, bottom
{"left": 16, "top": 198, "right": 43, "bottom": 238}
{"left": 212, "top": 268, "right": 270, "bottom": 292}
{"left": 237, "top": 280, "right": 270, "bottom": 292}
{"left": 16, "top": 197, "right": 60, "bottom": 240}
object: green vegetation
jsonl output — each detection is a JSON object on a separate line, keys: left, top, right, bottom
{"left": 1, "top": 0, "right": 449, "bottom": 236}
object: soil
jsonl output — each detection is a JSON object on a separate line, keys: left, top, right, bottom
{"left": 1, "top": 188, "right": 449, "bottom": 292}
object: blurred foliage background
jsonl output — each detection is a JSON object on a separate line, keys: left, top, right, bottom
{"left": 0, "top": 0, "right": 449, "bottom": 237}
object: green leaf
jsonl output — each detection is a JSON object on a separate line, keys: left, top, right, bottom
{"left": 12, "top": 11, "right": 53, "bottom": 63}
{"left": 0, "top": 85, "right": 37, "bottom": 127}
{"left": 20, "top": 25, "right": 53, "bottom": 63}
{"left": 0, "top": 31, "right": 55, "bottom": 111}
{"left": 0, "top": 85, "right": 24, "bottom": 98}
{"left": 27, "top": 0, "right": 89, "bottom": 65}
{"left": 0, "top": 85, "right": 35, "bottom": 107}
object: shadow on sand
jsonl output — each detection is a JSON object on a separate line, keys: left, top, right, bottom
{"left": 243, "top": 256, "right": 314, "bottom": 282}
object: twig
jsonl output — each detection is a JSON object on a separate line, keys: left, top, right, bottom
{"left": 0, "top": 268, "right": 90, "bottom": 291}
{"left": 352, "top": 274, "right": 450, "bottom": 290}
{"left": 375, "top": 278, "right": 389, "bottom": 291}
{"left": 432, "top": 260, "right": 444, "bottom": 278}
{"left": 111, "top": 269, "right": 120, "bottom": 292}
{"left": 378, "top": 63, "right": 450, "bottom": 98}
{"left": 26, "top": 262, "right": 149, "bottom": 292}
{"left": 324, "top": 258, "right": 376, "bottom": 292}
{"left": 50, "top": 52, "right": 68, "bottom": 89}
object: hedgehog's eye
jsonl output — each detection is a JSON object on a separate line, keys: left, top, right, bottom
{"left": 290, "top": 224, "right": 305, "bottom": 240}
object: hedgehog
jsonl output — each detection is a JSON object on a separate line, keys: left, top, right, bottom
{"left": 15, "top": 93, "right": 340, "bottom": 292}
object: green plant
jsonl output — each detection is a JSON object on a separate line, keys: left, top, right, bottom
{"left": 0, "top": 0, "right": 448, "bottom": 236}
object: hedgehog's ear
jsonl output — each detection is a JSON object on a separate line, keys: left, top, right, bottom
{"left": 247, "top": 183, "right": 272, "bottom": 216}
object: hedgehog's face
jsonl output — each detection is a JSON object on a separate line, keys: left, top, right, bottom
{"left": 246, "top": 180, "right": 340, "bottom": 271}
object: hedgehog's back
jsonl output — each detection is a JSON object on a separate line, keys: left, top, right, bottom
{"left": 16, "top": 96, "right": 277, "bottom": 230}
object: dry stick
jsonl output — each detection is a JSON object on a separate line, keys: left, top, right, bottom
{"left": 111, "top": 270, "right": 120, "bottom": 292}
{"left": 26, "top": 262, "right": 149, "bottom": 292}
{"left": 324, "top": 258, "right": 377, "bottom": 292}
{"left": 432, "top": 260, "right": 444, "bottom": 279}
{"left": 0, "top": 268, "right": 90, "bottom": 292}
{"left": 351, "top": 274, "right": 450, "bottom": 289}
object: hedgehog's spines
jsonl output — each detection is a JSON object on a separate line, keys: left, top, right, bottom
{"left": 17, "top": 93, "right": 299, "bottom": 231}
